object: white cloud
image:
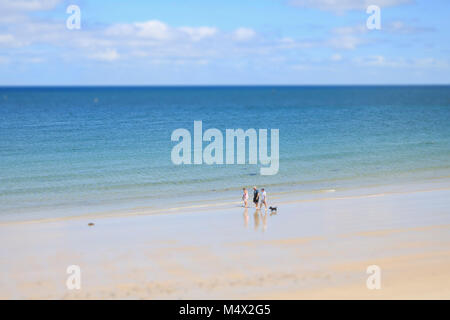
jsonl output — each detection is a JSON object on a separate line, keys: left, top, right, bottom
{"left": 89, "top": 49, "right": 120, "bottom": 62}
{"left": 411, "top": 58, "right": 448, "bottom": 68}
{"left": 276, "top": 37, "right": 317, "bottom": 49}
{"left": 329, "top": 35, "right": 363, "bottom": 49}
{"left": 179, "top": 26, "right": 217, "bottom": 41}
{"left": 331, "top": 53, "right": 342, "bottom": 61}
{"left": 0, "top": 0, "right": 61, "bottom": 12}
{"left": 356, "top": 55, "right": 394, "bottom": 66}
{"left": 332, "top": 25, "right": 366, "bottom": 35}
{"left": 25, "top": 57, "right": 45, "bottom": 63}
{"left": 104, "top": 24, "right": 135, "bottom": 37}
{"left": 0, "top": 33, "right": 31, "bottom": 47}
{"left": 289, "top": 0, "right": 412, "bottom": 13}
{"left": 134, "top": 20, "right": 171, "bottom": 40}
{"left": 0, "top": 3, "right": 443, "bottom": 77}
{"left": 385, "top": 21, "right": 435, "bottom": 34}
{"left": 0, "top": 34, "right": 15, "bottom": 45}
{"left": 105, "top": 21, "right": 218, "bottom": 43}
{"left": 328, "top": 24, "right": 367, "bottom": 50}
{"left": 233, "top": 27, "right": 256, "bottom": 41}
{"left": 292, "top": 64, "right": 310, "bottom": 70}
{"left": 353, "top": 56, "right": 449, "bottom": 69}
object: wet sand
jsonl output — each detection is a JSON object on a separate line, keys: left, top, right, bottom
{"left": 1, "top": 184, "right": 450, "bottom": 299}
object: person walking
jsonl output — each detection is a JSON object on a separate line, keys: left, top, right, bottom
{"left": 252, "top": 186, "right": 259, "bottom": 208}
{"left": 242, "top": 188, "right": 249, "bottom": 208}
{"left": 260, "top": 188, "right": 268, "bottom": 210}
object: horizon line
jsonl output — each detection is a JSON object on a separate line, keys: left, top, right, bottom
{"left": 1, "top": 84, "right": 450, "bottom": 88}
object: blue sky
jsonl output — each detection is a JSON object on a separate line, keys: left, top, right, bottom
{"left": 0, "top": 0, "right": 449, "bottom": 85}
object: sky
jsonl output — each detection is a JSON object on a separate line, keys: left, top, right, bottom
{"left": 0, "top": 0, "right": 449, "bottom": 85}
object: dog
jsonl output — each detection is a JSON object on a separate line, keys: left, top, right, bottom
{"left": 269, "top": 206, "right": 277, "bottom": 212}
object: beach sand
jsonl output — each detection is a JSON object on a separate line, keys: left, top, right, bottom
{"left": 1, "top": 184, "right": 450, "bottom": 299}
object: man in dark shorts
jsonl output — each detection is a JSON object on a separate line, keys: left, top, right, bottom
{"left": 252, "top": 186, "right": 259, "bottom": 208}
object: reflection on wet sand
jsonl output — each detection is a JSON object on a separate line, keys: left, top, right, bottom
{"left": 253, "top": 210, "right": 260, "bottom": 231}
{"left": 245, "top": 208, "right": 277, "bottom": 232}
{"left": 262, "top": 212, "right": 267, "bottom": 232}
{"left": 243, "top": 208, "right": 249, "bottom": 228}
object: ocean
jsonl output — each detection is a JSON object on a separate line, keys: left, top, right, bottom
{"left": 1, "top": 86, "right": 449, "bottom": 221}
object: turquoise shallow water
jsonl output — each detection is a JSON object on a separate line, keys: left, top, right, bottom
{"left": 0, "top": 86, "right": 449, "bottom": 221}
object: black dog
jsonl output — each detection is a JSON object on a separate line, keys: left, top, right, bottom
{"left": 269, "top": 206, "right": 277, "bottom": 212}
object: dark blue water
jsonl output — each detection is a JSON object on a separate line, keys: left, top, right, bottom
{"left": 1, "top": 86, "right": 449, "bottom": 220}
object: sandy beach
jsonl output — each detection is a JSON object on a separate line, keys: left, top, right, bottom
{"left": 1, "top": 181, "right": 449, "bottom": 300}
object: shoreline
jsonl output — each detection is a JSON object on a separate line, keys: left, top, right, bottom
{"left": 1, "top": 177, "right": 449, "bottom": 225}
{"left": 2, "top": 163, "right": 449, "bottom": 223}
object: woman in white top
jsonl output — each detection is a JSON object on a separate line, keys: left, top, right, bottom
{"left": 259, "top": 188, "right": 268, "bottom": 210}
